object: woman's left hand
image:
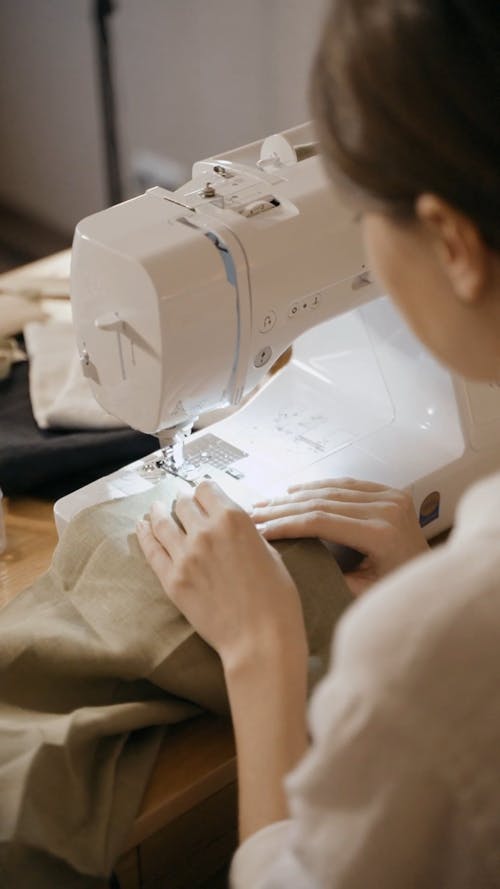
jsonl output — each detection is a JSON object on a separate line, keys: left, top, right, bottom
{"left": 136, "top": 479, "right": 307, "bottom": 670}
{"left": 251, "top": 477, "right": 430, "bottom": 597}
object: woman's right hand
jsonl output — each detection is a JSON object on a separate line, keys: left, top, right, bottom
{"left": 251, "top": 478, "right": 430, "bottom": 597}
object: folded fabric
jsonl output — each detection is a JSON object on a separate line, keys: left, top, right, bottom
{"left": 0, "top": 338, "right": 26, "bottom": 381}
{"left": 0, "top": 478, "right": 353, "bottom": 888}
{"left": 24, "top": 320, "right": 126, "bottom": 430}
{"left": 0, "top": 358, "right": 158, "bottom": 499}
{"left": 0, "top": 294, "right": 46, "bottom": 338}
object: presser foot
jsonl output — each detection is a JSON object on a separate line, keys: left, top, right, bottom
{"left": 139, "top": 422, "right": 197, "bottom": 483}
{"left": 139, "top": 451, "right": 197, "bottom": 483}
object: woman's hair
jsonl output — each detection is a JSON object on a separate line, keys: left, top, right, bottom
{"left": 311, "top": 0, "right": 500, "bottom": 248}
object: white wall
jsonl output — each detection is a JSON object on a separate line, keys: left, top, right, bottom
{"left": 0, "top": 0, "right": 326, "bottom": 234}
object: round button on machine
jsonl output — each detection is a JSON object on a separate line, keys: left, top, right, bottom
{"left": 253, "top": 346, "right": 273, "bottom": 368}
{"left": 288, "top": 301, "right": 300, "bottom": 318}
{"left": 259, "top": 310, "right": 277, "bottom": 333}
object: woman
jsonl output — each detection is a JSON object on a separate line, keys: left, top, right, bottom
{"left": 136, "top": 1, "right": 500, "bottom": 885}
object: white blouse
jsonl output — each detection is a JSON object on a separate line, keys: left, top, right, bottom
{"left": 231, "top": 472, "right": 500, "bottom": 888}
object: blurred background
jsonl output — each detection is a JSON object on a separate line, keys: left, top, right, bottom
{"left": 0, "top": 0, "right": 327, "bottom": 272}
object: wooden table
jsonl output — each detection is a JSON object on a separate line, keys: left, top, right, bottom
{"left": 0, "top": 254, "right": 238, "bottom": 889}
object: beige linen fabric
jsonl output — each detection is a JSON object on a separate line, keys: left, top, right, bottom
{"left": 0, "top": 477, "right": 352, "bottom": 888}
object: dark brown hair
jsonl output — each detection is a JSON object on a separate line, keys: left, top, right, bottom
{"left": 311, "top": 0, "right": 500, "bottom": 248}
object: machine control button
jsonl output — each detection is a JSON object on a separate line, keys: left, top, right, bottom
{"left": 288, "top": 294, "right": 321, "bottom": 318}
{"left": 259, "top": 310, "right": 277, "bottom": 333}
{"left": 254, "top": 346, "right": 272, "bottom": 368}
{"left": 240, "top": 200, "right": 270, "bottom": 217}
{"left": 226, "top": 466, "right": 244, "bottom": 480}
{"left": 239, "top": 196, "right": 280, "bottom": 217}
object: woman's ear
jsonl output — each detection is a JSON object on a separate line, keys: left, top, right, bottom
{"left": 415, "top": 194, "right": 488, "bottom": 303}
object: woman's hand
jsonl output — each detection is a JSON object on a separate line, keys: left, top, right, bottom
{"left": 137, "top": 480, "right": 310, "bottom": 838}
{"left": 136, "top": 479, "right": 307, "bottom": 671}
{"left": 251, "top": 478, "right": 430, "bottom": 597}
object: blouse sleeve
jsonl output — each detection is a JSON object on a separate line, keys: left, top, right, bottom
{"left": 230, "top": 820, "right": 316, "bottom": 889}
{"left": 229, "top": 546, "right": 488, "bottom": 889}
{"left": 230, "top": 684, "right": 453, "bottom": 889}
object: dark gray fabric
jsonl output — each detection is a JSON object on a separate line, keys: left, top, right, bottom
{"left": 0, "top": 357, "right": 158, "bottom": 498}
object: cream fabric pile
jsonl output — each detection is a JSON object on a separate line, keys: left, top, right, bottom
{"left": 23, "top": 320, "right": 125, "bottom": 430}
{"left": 0, "top": 293, "right": 47, "bottom": 339}
{"left": 1, "top": 272, "right": 124, "bottom": 430}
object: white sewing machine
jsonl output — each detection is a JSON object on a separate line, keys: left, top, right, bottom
{"left": 55, "top": 123, "right": 500, "bottom": 537}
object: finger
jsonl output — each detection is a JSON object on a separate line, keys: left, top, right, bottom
{"left": 173, "top": 493, "right": 206, "bottom": 531}
{"left": 256, "top": 512, "right": 381, "bottom": 556}
{"left": 253, "top": 486, "right": 388, "bottom": 509}
{"left": 252, "top": 499, "right": 373, "bottom": 524}
{"left": 149, "top": 501, "right": 186, "bottom": 558}
{"left": 136, "top": 519, "right": 173, "bottom": 584}
{"left": 194, "top": 478, "right": 243, "bottom": 516}
{"left": 287, "top": 477, "right": 388, "bottom": 494}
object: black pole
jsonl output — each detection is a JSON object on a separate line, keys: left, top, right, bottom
{"left": 93, "top": 0, "right": 123, "bottom": 205}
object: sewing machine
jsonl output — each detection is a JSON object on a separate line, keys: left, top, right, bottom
{"left": 55, "top": 123, "right": 500, "bottom": 537}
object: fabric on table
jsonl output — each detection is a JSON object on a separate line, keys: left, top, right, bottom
{"left": 0, "top": 294, "right": 46, "bottom": 338}
{"left": 0, "top": 357, "right": 158, "bottom": 498}
{"left": 24, "top": 320, "right": 126, "bottom": 431}
{"left": 0, "top": 477, "right": 353, "bottom": 888}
